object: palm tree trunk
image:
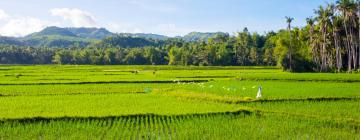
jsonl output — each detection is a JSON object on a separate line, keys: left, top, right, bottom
{"left": 310, "top": 26, "right": 319, "bottom": 71}
{"left": 288, "top": 24, "right": 293, "bottom": 72}
{"left": 358, "top": 13, "right": 360, "bottom": 69}
{"left": 350, "top": 17, "right": 357, "bottom": 69}
{"left": 334, "top": 29, "right": 342, "bottom": 72}
{"left": 344, "top": 18, "right": 352, "bottom": 72}
{"left": 350, "top": 27, "right": 357, "bottom": 69}
{"left": 358, "top": 44, "right": 360, "bottom": 69}
{"left": 322, "top": 34, "right": 326, "bottom": 71}
{"left": 321, "top": 24, "right": 328, "bottom": 72}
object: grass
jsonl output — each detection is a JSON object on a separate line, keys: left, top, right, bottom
{"left": 0, "top": 113, "right": 358, "bottom": 140}
{"left": 1, "top": 79, "right": 359, "bottom": 99}
{"left": 0, "top": 65, "right": 359, "bottom": 139}
{"left": 2, "top": 65, "right": 360, "bottom": 84}
{"left": 176, "top": 80, "right": 360, "bottom": 99}
{"left": 0, "top": 94, "right": 241, "bottom": 119}
{"left": 242, "top": 100, "right": 360, "bottom": 120}
{"left": 0, "top": 83, "right": 177, "bottom": 96}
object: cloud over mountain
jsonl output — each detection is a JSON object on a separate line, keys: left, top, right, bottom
{"left": 0, "top": 9, "right": 59, "bottom": 37}
{"left": 0, "top": 7, "right": 189, "bottom": 37}
{"left": 0, "top": 17, "right": 58, "bottom": 37}
{"left": 0, "top": 9, "right": 9, "bottom": 20}
{"left": 50, "top": 8, "right": 98, "bottom": 27}
{"left": 0, "top": 8, "right": 100, "bottom": 37}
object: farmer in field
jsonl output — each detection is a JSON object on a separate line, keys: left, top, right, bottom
{"left": 256, "top": 86, "right": 262, "bottom": 99}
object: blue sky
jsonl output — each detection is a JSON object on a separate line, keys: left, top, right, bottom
{"left": 0, "top": 0, "right": 333, "bottom": 37}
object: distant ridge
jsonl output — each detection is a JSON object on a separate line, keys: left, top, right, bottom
{"left": 182, "top": 32, "right": 229, "bottom": 42}
{"left": 25, "top": 26, "right": 114, "bottom": 39}
{"left": 0, "top": 26, "right": 229, "bottom": 47}
{"left": 118, "top": 33, "right": 169, "bottom": 40}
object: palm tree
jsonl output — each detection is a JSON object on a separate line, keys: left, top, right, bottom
{"left": 315, "top": 6, "right": 332, "bottom": 71}
{"left": 306, "top": 17, "right": 315, "bottom": 43}
{"left": 306, "top": 17, "right": 320, "bottom": 71}
{"left": 356, "top": 0, "right": 360, "bottom": 69}
{"left": 285, "top": 16, "right": 294, "bottom": 71}
{"left": 337, "top": 0, "right": 357, "bottom": 71}
{"left": 329, "top": 4, "right": 343, "bottom": 72}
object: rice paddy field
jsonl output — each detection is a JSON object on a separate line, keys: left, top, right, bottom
{"left": 0, "top": 65, "right": 359, "bottom": 139}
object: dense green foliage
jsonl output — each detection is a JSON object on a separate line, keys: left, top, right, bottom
{"left": 98, "top": 35, "right": 164, "bottom": 48}
{"left": 273, "top": 0, "right": 360, "bottom": 72}
{"left": 23, "top": 35, "right": 95, "bottom": 47}
{"left": 0, "top": 27, "right": 225, "bottom": 47}
{"left": 181, "top": 32, "right": 229, "bottom": 42}
{"left": 0, "top": 28, "right": 276, "bottom": 66}
{"left": 118, "top": 33, "right": 169, "bottom": 40}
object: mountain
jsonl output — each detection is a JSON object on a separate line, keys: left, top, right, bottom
{"left": 0, "top": 26, "right": 230, "bottom": 47}
{"left": 66, "top": 27, "right": 115, "bottom": 39}
{"left": 20, "top": 26, "right": 113, "bottom": 47}
{"left": 118, "top": 33, "right": 169, "bottom": 40}
{"left": 26, "top": 26, "right": 114, "bottom": 39}
{"left": 182, "top": 32, "right": 229, "bottom": 42}
{"left": 99, "top": 35, "right": 164, "bottom": 48}
{"left": 22, "top": 35, "right": 95, "bottom": 47}
{"left": 0, "top": 36, "right": 25, "bottom": 46}
{"left": 26, "top": 26, "right": 78, "bottom": 38}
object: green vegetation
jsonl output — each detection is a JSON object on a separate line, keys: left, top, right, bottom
{"left": 243, "top": 100, "right": 360, "bottom": 120}
{"left": 0, "top": 65, "right": 359, "bottom": 139}
{"left": 0, "top": 29, "right": 272, "bottom": 66}
{"left": 1, "top": 113, "right": 358, "bottom": 140}
{"left": 1, "top": 0, "right": 360, "bottom": 139}
{"left": 177, "top": 80, "right": 360, "bottom": 99}
{"left": 0, "top": 94, "right": 240, "bottom": 119}
{"left": 182, "top": 32, "right": 228, "bottom": 42}
{"left": 0, "top": 27, "right": 224, "bottom": 47}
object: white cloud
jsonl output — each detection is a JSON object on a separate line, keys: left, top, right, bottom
{"left": 0, "top": 17, "right": 59, "bottom": 37}
{"left": 50, "top": 8, "right": 98, "bottom": 27}
{"left": 0, "top": 9, "right": 60, "bottom": 37}
{"left": 0, "top": 9, "right": 9, "bottom": 20}
{"left": 0, "top": 8, "right": 188, "bottom": 37}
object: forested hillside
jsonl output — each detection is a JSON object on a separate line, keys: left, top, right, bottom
{"left": 0, "top": 27, "right": 224, "bottom": 47}
{"left": 0, "top": 28, "right": 274, "bottom": 66}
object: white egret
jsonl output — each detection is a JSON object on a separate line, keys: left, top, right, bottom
{"left": 256, "top": 86, "right": 262, "bottom": 99}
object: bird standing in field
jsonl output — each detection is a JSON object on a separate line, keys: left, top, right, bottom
{"left": 256, "top": 86, "right": 262, "bottom": 99}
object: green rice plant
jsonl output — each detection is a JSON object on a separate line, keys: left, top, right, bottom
{"left": 0, "top": 94, "right": 241, "bottom": 119}
{"left": 242, "top": 100, "right": 360, "bottom": 120}
{"left": 0, "top": 65, "right": 359, "bottom": 139}
{"left": 0, "top": 83, "right": 175, "bottom": 96}
{"left": 176, "top": 80, "right": 360, "bottom": 99}
{"left": 0, "top": 113, "right": 358, "bottom": 140}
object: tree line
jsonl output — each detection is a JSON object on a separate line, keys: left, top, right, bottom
{"left": 0, "top": 29, "right": 277, "bottom": 66}
{"left": 282, "top": 0, "right": 360, "bottom": 72}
